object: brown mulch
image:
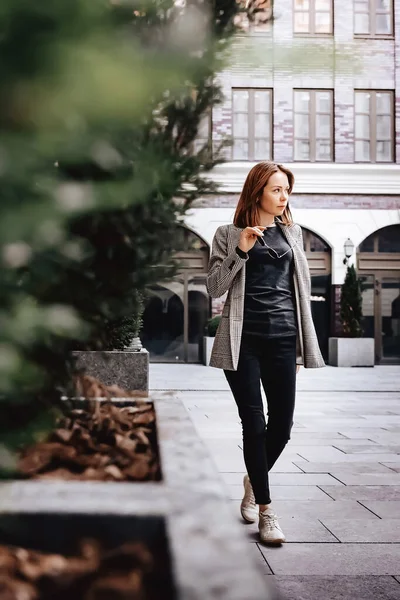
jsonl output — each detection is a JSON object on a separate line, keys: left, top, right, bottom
{"left": 17, "top": 375, "right": 161, "bottom": 482}
{"left": 0, "top": 538, "right": 159, "bottom": 600}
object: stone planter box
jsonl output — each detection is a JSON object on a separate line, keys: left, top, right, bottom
{"left": 329, "top": 337, "right": 375, "bottom": 367}
{"left": 202, "top": 336, "right": 215, "bottom": 366}
{"left": 72, "top": 349, "right": 149, "bottom": 396}
{"left": 0, "top": 395, "right": 275, "bottom": 600}
{"left": 0, "top": 512, "right": 174, "bottom": 599}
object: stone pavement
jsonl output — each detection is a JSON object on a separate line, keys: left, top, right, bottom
{"left": 150, "top": 364, "right": 400, "bottom": 600}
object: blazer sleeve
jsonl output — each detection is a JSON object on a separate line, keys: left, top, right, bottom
{"left": 206, "top": 225, "right": 248, "bottom": 298}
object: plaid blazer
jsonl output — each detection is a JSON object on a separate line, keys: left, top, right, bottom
{"left": 206, "top": 222, "right": 325, "bottom": 371}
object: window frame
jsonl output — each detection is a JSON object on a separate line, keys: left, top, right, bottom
{"left": 231, "top": 88, "right": 273, "bottom": 161}
{"left": 293, "top": 0, "right": 333, "bottom": 36}
{"left": 293, "top": 88, "right": 334, "bottom": 163}
{"left": 354, "top": 0, "right": 394, "bottom": 38}
{"left": 354, "top": 90, "right": 395, "bottom": 163}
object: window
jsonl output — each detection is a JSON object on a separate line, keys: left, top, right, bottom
{"left": 355, "top": 91, "right": 394, "bottom": 162}
{"left": 294, "top": 90, "right": 333, "bottom": 161}
{"left": 232, "top": 89, "right": 272, "bottom": 160}
{"left": 354, "top": 0, "right": 393, "bottom": 37}
{"left": 294, "top": 0, "right": 333, "bottom": 34}
{"left": 235, "top": 0, "right": 273, "bottom": 33}
{"left": 360, "top": 226, "right": 400, "bottom": 253}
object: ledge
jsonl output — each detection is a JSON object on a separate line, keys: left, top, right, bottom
{"left": 205, "top": 162, "right": 400, "bottom": 195}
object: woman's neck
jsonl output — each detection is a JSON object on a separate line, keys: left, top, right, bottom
{"left": 257, "top": 212, "right": 275, "bottom": 227}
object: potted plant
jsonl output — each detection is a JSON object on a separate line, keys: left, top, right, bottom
{"left": 329, "top": 265, "right": 375, "bottom": 366}
{"left": 202, "top": 315, "right": 221, "bottom": 366}
{"left": 73, "top": 290, "right": 150, "bottom": 396}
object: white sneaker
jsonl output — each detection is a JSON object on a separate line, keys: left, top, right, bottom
{"left": 240, "top": 474, "right": 258, "bottom": 523}
{"left": 258, "top": 507, "right": 286, "bottom": 545}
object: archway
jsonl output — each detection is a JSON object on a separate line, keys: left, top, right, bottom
{"left": 357, "top": 224, "right": 400, "bottom": 364}
{"left": 141, "top": 227, "right": 210, "bottom": 363}
{"left": 301, "top": 228, "right": 332, "bottom": 361}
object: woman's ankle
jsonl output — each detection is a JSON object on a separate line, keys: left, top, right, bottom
{"left": 259, "top": 503, "right": 271, "bottom": 512}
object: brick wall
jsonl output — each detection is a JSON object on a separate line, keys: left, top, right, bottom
{"left": 213, "top": 0, "right": 399, "bottom": 163}
{"left": 395, "top": 0, "right": 400, "bottom": 163}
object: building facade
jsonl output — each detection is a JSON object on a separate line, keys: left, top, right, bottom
{"left": 142, "top": 0, "right": 400, "bottom": 365}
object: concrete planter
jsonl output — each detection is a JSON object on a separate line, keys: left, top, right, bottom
{"left": 328, "top": 337, "right": 375, "bottom": 367}
{"left": 72, "top": 349, "right": 149, "bottom": 396}
{"left": 0, "top": 395, "right": 274, "bottom": 600}
{"left": 202, "top": 336, "right": 215, "bottom": 366}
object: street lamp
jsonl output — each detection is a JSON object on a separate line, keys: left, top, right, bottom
{"left": 343, "top": 238, "right": 354, "bottom": 265}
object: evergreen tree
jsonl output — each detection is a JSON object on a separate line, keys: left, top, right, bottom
{"left": 0, "top": 0, "right": 241, "bottom": 465}
{"left": 340, "top": 265, "right": 363, "bottom": 338}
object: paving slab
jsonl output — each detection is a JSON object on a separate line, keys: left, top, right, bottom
{"left": 210, "top": 456, "right": 246, "bottom": 471}
{"left": 331, "top": 473, "right": 400, "bottom": 486}
{"left": 357, "top": 501, "right": 400, "bottom": 519}
{"left": 243, "top": 517, "right": 338, "bottom": 544}
{"left": 271, "top": 575, "right": 400, "bottom": 600}
{"left": 383, "top": 462, "right": 400, "bottom": 473}
{"left": 319, "top": 486, "right": 400, "bottom": 501}
{"left": 321, "top": 518, "right": 400, "bottom": 542}
{"left": 296, "top": 421, "right": 374, "bottom": 432}
{"left": 288, "top": 438, "right": 368, "bottom": 446}
{"left": 332, "top": 444, "right": 400, "bottom": 454}
{"left": 270, "top": 462, "right": 307, "bottom": 473}
{"left": 363, "top": 416, "right": 400, "bottom": 424}
{"left": 227, "top": 484, "right": 332, "bottom": 501}
{"left": 269, "top": 500, "right": 377, "bottom": 520}
{"left": 339, "top": 430, "right": 396, "bottom": 439}
{"left": 290, "top": 432, "right": 348, "bottom": 441}
{"left": 259, "top": 543, "right": 400, "bottom": 575}
{"left": 292, "top": 451, "right": 400, "bottom": 463}
{"left": 282, "top": 519, "right": 339, "bottom": 543}
{"left": 294, "top": 462, "right": 392, "bottom": 474}
{"left": 245, "top": 542, "right": 273, "bottom": 575}
{"left": 220, "top": 472, "right": 345, "bottom": 486}
{"left": 370, "top": 435, "right": 400, "bottom": 445}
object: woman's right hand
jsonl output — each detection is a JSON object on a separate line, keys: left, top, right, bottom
{"left": 238, "top": 226, "right": 266, "bottom": 253}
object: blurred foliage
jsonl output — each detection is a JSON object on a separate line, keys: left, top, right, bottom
{"left": 0, "top": 0, "right": 241, "bottom": 460}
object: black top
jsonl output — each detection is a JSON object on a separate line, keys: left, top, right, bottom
{"left": 242, "top": 225, "right": 297, "bottom": 338}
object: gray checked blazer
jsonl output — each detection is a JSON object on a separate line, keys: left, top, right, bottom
{"left": 206, "top": 222, "right": 325, "bottom": 371}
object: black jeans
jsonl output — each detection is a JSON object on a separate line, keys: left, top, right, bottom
{"left": 224, "top": 333, "right": 297, "bottom": 505}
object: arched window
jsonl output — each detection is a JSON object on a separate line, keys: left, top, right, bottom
{"left": 175, "top": 226, "right": 209, "bottom": 271}
{"left": 304, "top": 231, "right": 330, "bottom": 253}
{"left": 301, "top": 227, "right": 332, "bottom": 361}
{"left": 359, "top": 225, "right": 400, "bottom": 254}
{"left": 357, "top": 224, "right": 400, "bottom": 364}
{"left": 301, "top": 228, "right": 331, "bottom": 275}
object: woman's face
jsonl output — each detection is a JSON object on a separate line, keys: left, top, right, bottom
{"left": 258, "top": 170, "right": 290, "bottom": 217}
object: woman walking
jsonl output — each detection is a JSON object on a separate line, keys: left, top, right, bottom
{"left": 206, "top": 161, "right": 325, "bottom": 545}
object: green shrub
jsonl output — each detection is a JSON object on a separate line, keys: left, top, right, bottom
{"left": 206, "top": 315, "right": 221, "bottom": 337}
{"left": 340, "top": 264, "right": 363, "bottom": 338}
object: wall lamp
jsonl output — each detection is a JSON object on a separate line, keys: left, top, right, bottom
{"left": 343, "top": 237, "right": 354, "bottom": 265}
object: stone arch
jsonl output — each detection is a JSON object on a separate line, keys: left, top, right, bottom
{"left": 357, "top": 224, "right": 400, "bottom": 364}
